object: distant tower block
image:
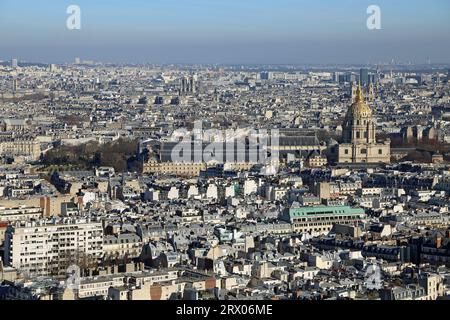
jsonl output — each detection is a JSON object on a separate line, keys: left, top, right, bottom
{"left": 368, "top": 83, "right": 375, "bottom": 102}
{"left": 180, "top": 75, "right": 197, "bottom": 96}
{"left": 180, "top": 77, "right": 187, "bottom": 95}
{"left": 351, "top": 82, "right": 358, "bottom": 103}
{"left": 11, "top": 58, "right": 18, "bottom": 69}
{"left": 190, "top": 75, "right": 196, "bottom": 94}
{"left": 12, "top": 78, "right": 18, "bottom": 92}
{"left": 435, "top": 73, "right": 441, "bottom": 86}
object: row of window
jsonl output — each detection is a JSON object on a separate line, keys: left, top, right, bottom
{"left": 294, "top": 215, "right": 359, "bottom": 222}
{"left": 355, "top": 131, "right": 369, "bottom": 139}
{"left": 344, "top": 148, "right": 383, "bottom": 155}
{"left": 349, "top": 120, "right": 371, "bottom": 126}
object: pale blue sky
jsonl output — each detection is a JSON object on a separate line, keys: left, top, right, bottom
{"left": 0, "top": 0, "right": 449, "bottom": 64}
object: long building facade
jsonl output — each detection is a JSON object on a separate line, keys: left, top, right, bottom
{"left": 0, "top": 137, "right": 41, "bottom": 161}
{"left": 283, "top": 205, "right": 366, "bottom": 236}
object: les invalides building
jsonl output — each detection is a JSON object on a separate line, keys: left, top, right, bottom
{"left": 338, "top": 84, "right": 390, "bottom": 164}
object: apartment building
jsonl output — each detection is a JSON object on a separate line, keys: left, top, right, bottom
{"left": 0, "top": 206, "right": 43, "bottom": 222}
{"left": 144, "top": 158, "right": 258, "bottom": 177}
{"left": 0, "top": 137, "right": 41, "bottom": 161}
{"left": 144, "top": 159, "right": 207, "bottom": 177}
{"left": 77, "top": 274, "right": 126, "bottom": 299}
{"left": 3, "top": 218, "right": 104, "bottom": 276}
{"left": 283, "top": 205, "right": 366, "bottom": 236}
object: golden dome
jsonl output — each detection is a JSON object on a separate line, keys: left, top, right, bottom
{"left": 347, "top": 84, "right": 372, "bottom": 117}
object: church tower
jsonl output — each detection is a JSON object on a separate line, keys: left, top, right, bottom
{"left": 338, "top": 83, "right": 390, "bottom": 164}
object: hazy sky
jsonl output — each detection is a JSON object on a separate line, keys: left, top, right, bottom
{"left": 1, "top": 0, "right": 449, "bottom": 64}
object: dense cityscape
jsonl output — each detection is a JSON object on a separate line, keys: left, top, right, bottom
{"left": 0, "top": 58, "right": 449, "bottom": 301}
